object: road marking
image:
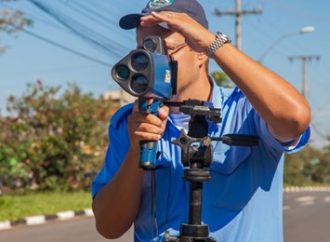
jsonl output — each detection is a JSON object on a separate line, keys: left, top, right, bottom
{"left": 295, "top": 196, "right": 315, "bottom": 202}
{"left": 300, "top": 201, "right": 314, "bottom": 206}
{"left": 324, "top": 197, "right": 330, "bottom": 203}
{"left": 295, "top": 196, "right": 315, "bottom": 206}
{"left": 283, "top": 205, "right": 290, "bottom": 210}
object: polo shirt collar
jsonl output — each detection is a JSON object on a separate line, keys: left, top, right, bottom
{"left": 209, "top": 77, "right": 223, "bottom": 109}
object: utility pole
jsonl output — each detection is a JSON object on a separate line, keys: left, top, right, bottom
{"left": 288, "top": 55, "right": 320, "bottom": 98}
{"left": 214, "top": 0, "right": 262, "bottom": 50}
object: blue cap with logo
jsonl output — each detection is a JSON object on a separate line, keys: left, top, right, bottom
{"left": 119, "top": 0, "right": 208, "bottom": 30}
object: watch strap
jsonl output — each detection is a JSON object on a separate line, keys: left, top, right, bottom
{"left": 206, "top": 32, "right": 231, "bottom": 57}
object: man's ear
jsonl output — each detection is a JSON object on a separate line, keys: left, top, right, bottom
{"left": 197, "top": 52, "right": 209, "bottom": 68}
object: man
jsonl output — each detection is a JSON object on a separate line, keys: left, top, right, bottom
{"left": 92, "top": 0, "right": 311, "bottom": 241}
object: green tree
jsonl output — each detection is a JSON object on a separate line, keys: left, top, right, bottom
{"left": 284, "top": 144, "right": 330, "bottom": 186}
{"left": 0, "top": 82, "right": 114, "bottom": 192}
{"left": 211, "top": 71, "right": 233, "bottom": 88}
{"left": 0, "top": 0, "right": 31, "bottom": 52}
{"left": 315, "top": 140, "right": 330, "bottom": 183}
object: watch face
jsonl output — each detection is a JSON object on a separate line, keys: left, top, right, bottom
{"left": 220, "top": 35, "right": 227, "bottom": 42}
{"left": 221, "top": 33, "right": 231, "bottom": 44}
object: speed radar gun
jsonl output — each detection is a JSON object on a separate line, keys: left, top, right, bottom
{"left": 111, "top": 36, "right": 178, "bottom": 170}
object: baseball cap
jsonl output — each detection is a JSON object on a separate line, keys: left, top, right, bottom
{"left": 119, "top": 0, "right": 208, "bottom": 30}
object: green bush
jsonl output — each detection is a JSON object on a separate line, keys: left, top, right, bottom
{"left": 0, "top": 82, "right": 114, "bottom": 192}
{"left": 284, "top": 145, "right": 330, "bottom": 186}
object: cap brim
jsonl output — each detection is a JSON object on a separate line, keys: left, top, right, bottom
{"left": 119, "top": 13, "right": 170, "bottom": 30}
{"left": 119, "top": 14, "right": 143, "bottom": 30}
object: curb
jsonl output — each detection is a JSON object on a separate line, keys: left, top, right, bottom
{"left": 0, "top": 208, "right": 93, "bottom": 231}
{"left": 2, "top": 187, "right": 330, "bottom": 231}
{"left": 284, "top": 186, "right": 330, "bottom": 193}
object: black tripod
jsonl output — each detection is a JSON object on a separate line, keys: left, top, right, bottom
{"left": 164, "top": 100, "right": 259, "bottom": 242}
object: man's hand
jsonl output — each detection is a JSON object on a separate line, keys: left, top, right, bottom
{"left": 127, "top": 99, "right": 169, "bottom": 150}
{"left": 140, "top": 11, "right": 214, "bottom": 53}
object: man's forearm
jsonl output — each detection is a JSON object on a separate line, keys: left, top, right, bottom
{"left": 213, "top": 44, "right": 311, "bottom": 141}
{"left": 92, "top": 147, "right": 144, "bottom": 239}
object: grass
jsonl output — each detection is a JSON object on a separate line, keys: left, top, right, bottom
{"left": 0, "top": 191, "right": 92, "bottom": 221}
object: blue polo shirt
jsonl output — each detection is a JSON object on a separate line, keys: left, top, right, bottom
{"left": 92, "top": 83, "right": 310, "bottom": 242}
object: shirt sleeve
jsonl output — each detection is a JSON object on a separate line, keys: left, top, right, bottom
{"left": 254, "top": 112, "right": 311, "bottom": 154}
{"left": 221, "top": 87, "right": 311, "bottom": 156}
{"left": 91, "top": 107, "right": 131, "bottom": 198}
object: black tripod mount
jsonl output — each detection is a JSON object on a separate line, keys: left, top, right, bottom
{"left": 164, "top": 100, "right": 259, "bottom": 242}
{"left": 164, "top": 100, "right": 219, "bottom": 242}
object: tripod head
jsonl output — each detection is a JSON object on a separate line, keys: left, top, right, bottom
{"left": 167, "top": 99, "right": 220, "bottom": 169}
{"left": 166, "top": 99, "right": 259, "bottom": 168}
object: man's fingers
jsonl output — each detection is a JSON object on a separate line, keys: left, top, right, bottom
{"left": 158, "top": 105, "right": 169, "bottom": 120}
{"left": 137, "top": 122, "right": 162, "bottom": 134}
{"left": 134, "top": 131, "right": 161, "bottom": 141}
{"left": 144, "top": 113, "right": 163, "bottom": 127}
{"left": 140, "top": 11, "right": 176, "bottom": 27}
{"left": 151, "top": 11, "right": 172, "bottom": 21}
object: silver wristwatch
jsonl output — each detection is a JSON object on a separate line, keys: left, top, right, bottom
{"left": 206, "top": 32, "right": 231, "bottom": 57}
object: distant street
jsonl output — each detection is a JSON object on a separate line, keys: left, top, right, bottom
{"left": 0, "top": 217, "right": 133, "bottom": 242}
{"left": 1, "top": 191, "right": 329, "bottom": 242}
{"left": 284, "top": 191, "right": 330, "bottom": 242}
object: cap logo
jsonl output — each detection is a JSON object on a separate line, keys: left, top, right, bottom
{"left": 148, "top": 0, "right": 174, "bottom": 9}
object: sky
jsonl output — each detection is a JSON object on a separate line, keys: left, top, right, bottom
{"left": 0, "top": 0, "right": 329, "bottom": 148}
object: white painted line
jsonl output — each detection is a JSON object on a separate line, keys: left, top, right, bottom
{"left": 300, "top": 201, "right": 314, "bottom": 206}
{"left": 0, "top": 221, "right": 11, "bottom": 230}
{"left": 295, "top": 196, "right": 315, "bottom": 202}
{"left": 25, "top": 215, "right": 46, "bottom": 225}
{"left": 57, "top": 211, "right": 75, "bottom": 220}
{"left": 84, "top": 208, "right": 94, "bottom": 216}
{"left": 295, "top": 196, "right": 315, "bottom": 206}
{"left": 324, "top": 197, "right": 330, "bottom": 203}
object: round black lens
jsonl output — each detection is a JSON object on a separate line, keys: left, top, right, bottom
{"left": 115, "top": 65, "right": 130, "bottom": 80}
{"left": 131, "top": 53, "right": 149, "bottom": 71}
{"left": 143, "top": 38, "right": 157, "bottom": 52}
{"left": 130, "top": 74, "right": 149, "bottom": 94}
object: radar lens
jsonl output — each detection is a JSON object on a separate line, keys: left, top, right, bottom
{"left": 115, "top": 65, "right": 130, "bottom": 80}
{"left": 130, "top": 74, "right": 148, "bottom": 94}
{"left": 131, "top": 52, "right": 149, "bottom": 71}
{"left": 144, "top": 38, "right": 157, "bottom": 52}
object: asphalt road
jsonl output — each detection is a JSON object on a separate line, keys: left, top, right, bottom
{"left": 0, "top": 191, "right": 329, "bottom": 242}
{"left": 0, "top": 217, "right": 133, "bottom": 242}
{"left": 284, "top": 191, "right": 330, "bottom": 242}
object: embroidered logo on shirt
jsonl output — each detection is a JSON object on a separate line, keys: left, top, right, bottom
{"left": 148, "top": 0, "right": 175, "bottom": 9}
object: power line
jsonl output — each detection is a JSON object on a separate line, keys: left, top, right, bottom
{"left": 27, "top": 0, "right": 125, "bottom": 57}
{"left": 2, "top": 64, "right": 101, "bottom": 77}
{"left": 68, "top": 0, "right": 118, "bottom": 27}
{"left": 259, "top": 15, "right": 316, "bottom": 58}
{"left": 262, "top": 0, "right": 330, "bottom": 23}
{"left": 21, "top": 28, "right": 111, "bottom": 67}
{"left": 62, "top": 1, "right": 130, "bottom": 50}
{"left": 311, "top": 123, "right": 328, "bottom": 141}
